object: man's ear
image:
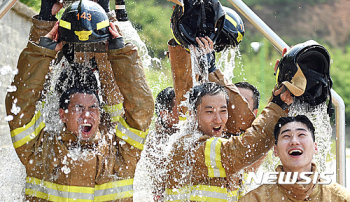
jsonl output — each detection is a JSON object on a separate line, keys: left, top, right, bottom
{"left": 314, "top": 142, "right": 318, "bottom": 155}
{"left": 253, "top": 109, "right": 258, "bottom": 116}
{"left": 273, "top": 145, "right": 278, "bottom": 157}
{"left": 159, "top": 110, "right": 168, "bottom": 120}
{"left": 59, "top": 108, "right": 67, "bottom": 123}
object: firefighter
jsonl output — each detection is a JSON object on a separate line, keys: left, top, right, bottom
{"left": 164, "top": 80, "right": 293, "bottom": 201}
{"left": 239, "top": 115, "right": 350, "bottom": 201}
{"left": 5, "top": 0, "right": 154, "bottom": 201}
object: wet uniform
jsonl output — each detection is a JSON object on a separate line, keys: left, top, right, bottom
{"left": 164, "top": 39, "right": 287, "bottom": 201}
{"left": 5, "top": 16, "right": 154, "bottom": 202}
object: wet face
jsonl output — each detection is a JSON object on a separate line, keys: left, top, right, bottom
{"left": 59, "top": 93, "right": 101, "bottom": 141}
{"left": 274, "top": 122, "right": 318, "bottom": 173}
{"left": 196, "top": 92, "right": 228, "bottom": 137}
{"left": 237, "top": 87, "right": 257, "bottom": 115}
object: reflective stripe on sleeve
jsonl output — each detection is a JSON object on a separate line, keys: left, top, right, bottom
{"left": 11, "top": 111, "right": 45, "bottom": 149}
{"left": 205, "top": 137, "right": 227, "bottom": 178}
{"left": 165, "top": 185, "right": 229, "bottom": 202}
{"left": 103, "top": 103, "right": 124, "bottom": 122}
{"left": 25, "top": 177, "right": 133, "bottom": 201}
{"left": 115, "top": 117, "right": 148, "bottom": 150}
{"left": 228, "top": 189, "right": 239, "bottom": 202}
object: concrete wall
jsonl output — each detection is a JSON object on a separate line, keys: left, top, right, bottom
{"left": 0, "top": 1, "right": 36, "bottom": 200}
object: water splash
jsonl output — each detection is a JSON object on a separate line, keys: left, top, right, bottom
{"left": 134, "top": 96, "right": 199, "bottom": 201}
{"left": 116, "top": 21, "right": 162, "bottom": 69}
{"left": 287, "top": 100, "right": 333, "bottom": 172}
{"left": 216, "top": 46, "right": 241, "bottom": 81}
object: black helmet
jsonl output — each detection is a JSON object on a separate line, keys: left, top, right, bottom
{"left": 170, "top": 0, "right": 225, "bottom": 48}
{"left": 214, "top": 6, "right": 244, "bottom": 52}
{"left": 59, "top": 0, "right": 110, "bottom": 43}
{"left": 276, "top": 40, "right": 333, "bottom": 116}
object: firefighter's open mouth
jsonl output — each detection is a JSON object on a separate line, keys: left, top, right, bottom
{"left": 213, "top": 126, "right": 222, "bottom": 132}
{"left": 80, "top": 123, "right": 92, "bottom": 133}
{"left": 288, "top": 149, "right": 303, "bottom": 156}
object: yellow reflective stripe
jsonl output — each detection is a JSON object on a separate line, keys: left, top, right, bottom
{"left": 26, "top": 177, "right": 94, "bottom": 201}
{"left": 25, "top": 189, "right": 93, "bottom": 202}
{"left": 205, "top": 138, "right": 227, "bottom": 178}
{"left": 116, "top": 117, "right": 148, "bottom": 150}
{"left": 165, "top": 185, "right": 229, "bottom": 202}
{"left": 190, "top": 185, "right": 228, "bottom": 202}
{"left": 94, "top": 191, "right": 133, "bottom": 201}
{"left": 94, "top": 179, "right": 133, "bottom": 201}
{"left": 111, "top": 115, "right": 120, "bottom": 123}
{"left": 59, "top": 20, "right": 71, "bottom": 30}
{"left": 26, "top": 177, "right": 134, "bottom": 201}
{"left": 171, "top": 28, "right": 190, "bottom": 52}
{"left": 179, "top": 111, "right": 189, "bottom": 121}
{"left": 164, "top": 186, "right": 191, "bottom": 202}
{"left": 27, "top": 176, "right": 93, "bottom": 193}
{"left": 95, "top": 178, "right": 133, "bottom": 190}
{"left": 11, "top": 111, "right": 45, "bottom": 149}
{"left": 228, "top": 189, "right": 239, "bottom": 202}
{"left": 225, "top": 14, "right": 237, "bottom": 27}
{"left": 179, "top": 116, "right": 187, "bottom": 121}
{"left": 97, "top": 20, "right": 109, "bottom": 30}
{"left": 103, "top": 103, "right": 124, "bottom": 121}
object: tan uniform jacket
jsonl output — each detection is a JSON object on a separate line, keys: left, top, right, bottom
{"left": 239, "top": 163, "right": 350, "bottom": 202}
{"left": 164, "top": 101, "right": 286, "bottom": 201}
{"left": 5, "top": 17, "right": 154, "bottom": 202}
{"left": 165, "top": 39, "right": 278, "bottom": 201}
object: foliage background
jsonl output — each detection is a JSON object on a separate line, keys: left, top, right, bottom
{"left": 20, "top": 0, "right": 350, "bottom": 146}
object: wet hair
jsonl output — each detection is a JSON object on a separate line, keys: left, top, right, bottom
{"left": 59, "top": 88, "right": 100, "bottom": 110}
{"left": 56, "top": 61, "right": 100, "bottom": 110}
{"left": 155, "top": 87, "right": 176, "bottom": 117}
{"left": 189, "top": 82, "right": 228, "bottom": 113}
{"left": 273, "top": 115, "right": 315, "bottom": 144}
{"left": 235, "top": 81, "right": 260, "bottom": 110}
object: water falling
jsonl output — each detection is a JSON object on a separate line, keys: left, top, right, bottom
{"left": 288, "top": 100, "right": 333, "bottom": 172}
{"left": 116, "top": 21, "right": 162, "bottom": 69}
{"left": 216, "top": 46, "right": 241, "bottom": 81}
{"left": 246, "top": 100, "right": 335, "bottom": 192}
{"left": 133, "top": 90, "right": 200, "bottom": 201}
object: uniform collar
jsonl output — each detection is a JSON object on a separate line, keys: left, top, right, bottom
{"left": 277, "top": 163, "right": 320, "bottom": 200}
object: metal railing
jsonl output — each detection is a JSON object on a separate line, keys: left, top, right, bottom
{"left": 0, "top": 0, "right": 17, "bottom": 20}
{"left": 227, "top": 0, "right": 346, "bottom": 187}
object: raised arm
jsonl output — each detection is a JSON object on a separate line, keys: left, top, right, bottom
{"left": 5, "top": 19, "right": 58, "bottom": 163}
{"left": 107, "top": 23, "right": 154, "bottom": 150}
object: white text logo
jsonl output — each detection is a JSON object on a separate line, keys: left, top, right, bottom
{"left": 246, "top": 171, "right": 333, "bottom": 185}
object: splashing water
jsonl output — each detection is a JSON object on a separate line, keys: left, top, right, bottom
{"left": 116, "top": 21, "right": 162, "bottom": 69}
{"left": 134, "top": 111, "right": 201, "bottom": 201}
{"left": 134, "top": 46, "right": 245, "bottom": 200}
{"left": 216, "top": 46, "right": 241, "bottom": 81}
{"left": 288, "top": 100, "right": 333, "bottom": 172}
